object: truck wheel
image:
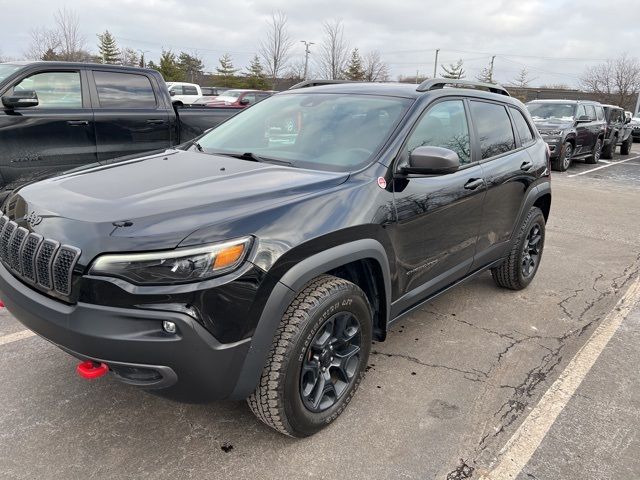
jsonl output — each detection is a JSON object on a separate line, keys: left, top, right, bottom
{"left": 586, "top": 138, "right": 603, "bottom": 164}
{"left": 600, "top": 137, "right": 615, "bottom": 160}
{"left": 551, "top": 141, "right": 573, "bottom": 171}
{"left": 620, "top": 136, "right": 631, "bottom": 155}
{"left": 248, "top": 275, "right": 372, "bottom": 437}
{"left": 491, "top": 207, "right": 545, "bottom": 291}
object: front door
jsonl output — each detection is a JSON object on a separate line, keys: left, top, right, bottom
{"left": 389, "top": 98, "right": 486, "bottom": 316}
{"left": 90, "top": 70, "right": 170, "bottom": 162}
{"left": 0, "top": 69, "right": 96, "bottom": 188}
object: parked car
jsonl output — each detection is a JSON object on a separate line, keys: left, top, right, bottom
{"left": 601, "top": 104, "right": 633, "bottom": 157}
{"left": 0, "top": 79, "right": 551, "bottom": 437}
{"left": 0, "top": 62, "right": 241, "bottom": 196}
{"left": 201, "top": 86, "right": 228, "bottom": 97}
{"left": 205, "top": 89, "right": 274, "bottom": 108}
{"left": 166, "top": 82, "right": 204, "bottom": 105}
{"left": 526, "top": 99, "right": 605, "bottom": 171}
{"left": 630, "top": 114, "right": 640, "bottom": 142}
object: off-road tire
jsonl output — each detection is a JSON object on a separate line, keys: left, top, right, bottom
{"left": 551, "top": 141, "right": 573, "bottom": 171}
{"left": 491, "top": 206, "right": 546, "bottom": 290}
{"left": 620, "top": 136, "right": 631, "bottom": 155}
{"left": 600, "top": 137, "right": 615, "bottom": 160}
{"left": 247, "top": 275, "right": 372, "bottom": 437}
{"left": 585, "top": 137, "right": 603, "bottom": 164}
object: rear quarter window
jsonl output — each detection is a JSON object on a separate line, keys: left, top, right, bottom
{"left": 94, "top": 71, "right": 157, "bottom": 108}
{"left": 469, "top": 101, "right": 516, "bottom": 159}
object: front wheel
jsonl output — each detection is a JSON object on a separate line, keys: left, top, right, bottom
{"left": 600, "top": 137, "right": 615, "bottom": 160}
{"left": 492, "top": 207, "right": 546, "bottom": 290}
{"left": 551, "top": 141, "right": 573, "bottom": 171}
{"left": 620, "top": 136, "right": 632, "bottom": 155}
{"left": 248, "top": 275, "right": 372, "bottom": 437}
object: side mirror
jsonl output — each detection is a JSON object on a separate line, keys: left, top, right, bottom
{"left": 239, "top": 98, "right": 250, "bottom": 105}
{"left": 402, "top": 146, "right": 460, "bottom": 175}
{"left": 2, "top": 90, "right": 39, "bottom": 109}
{"left": 576, "top": 115, "right": 591, "bottom": 123}
{"left": 624, "top": 117, "right": 631, "bottom": 124}
{"left": 169, "top": 90, "right": 176, "bottom": 97}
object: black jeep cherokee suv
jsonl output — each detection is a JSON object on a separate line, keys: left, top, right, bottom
{"left": 0, "top": 79, "right": 551, "bottom": 437}
{"left": 601, "top": 104, "right": 634, "bottom": 157}
{"left": 527, "top": 99, "right": 606, "bottom": 171}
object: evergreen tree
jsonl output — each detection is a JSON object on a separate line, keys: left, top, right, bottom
{"left": 216, "top": 53, "right": 239, "bottom": 87}
{"left": 42, "top": 48, "right": 62, "bottom": 61}
{"left": 158, "top": 50, "right": 183, "bottom": 81}
{"left": 244, "top": 55, "right": 269, "bottom": 89}
{"left": 511, "top": 67, "right": 534, "bottom": 88}
{"left": 97, "top": 30, "right": 120, "bottom": 64}
{"left": 441, "top": 59, "right": 465, "bottom": 79}
{"left": 178, "top": 52, "right": 205, "bottom": 83}
{"left": 476, "top": 63, "right": 495, "bottom": 84}
{"left": 344, "top": 48, "right": 366, "bottom": 81}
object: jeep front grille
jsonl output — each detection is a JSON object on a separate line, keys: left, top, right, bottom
{"left": 0, "top": 215, "right": 81, "bottom": 296}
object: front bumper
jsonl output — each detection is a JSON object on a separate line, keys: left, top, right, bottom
{"left": 541, "top": 137, "right": 562, "bottom": 158}
{"left": 0, "top": 262, "right": 251, "bottom": 399}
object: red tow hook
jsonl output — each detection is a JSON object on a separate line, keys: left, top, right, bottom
{"left": 76, "top": 361, "right": 109, "bottom": 380}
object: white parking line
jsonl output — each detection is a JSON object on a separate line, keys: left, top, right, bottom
{"left": 0, "top": 329, "right": 36, "bottom": 346}
{"left": 479, "top": 276, "right": 640, "bottom": 480}
{"left": 568, "top": 155, "right": 640, "bottom": 177}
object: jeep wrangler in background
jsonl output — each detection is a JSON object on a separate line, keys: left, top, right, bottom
{"left": 602, "top": 104, "right": 633, "bottom": 157}
{"left": 526, "top": 99, "right": 606, "bottom": 171}
{"left": 0, "top": 79, "right": 551, "bottom": 437}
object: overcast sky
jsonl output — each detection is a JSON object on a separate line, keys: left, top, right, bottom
{"left": 0, "top": 0, "right": 638, "bottom": 86}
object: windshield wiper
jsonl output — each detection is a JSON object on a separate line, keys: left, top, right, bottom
{"left": 211, "top": 151, "right": 294, "bottom": 166}
{"left": 193, "top": 142, "right": 205, "bottom": 152}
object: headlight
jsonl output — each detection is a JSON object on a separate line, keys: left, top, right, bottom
{"left": 89, "top": 237, "right": 252, "bottom": 285}
{"left": 540, "top": 130, "right": 563, "bottom": 136}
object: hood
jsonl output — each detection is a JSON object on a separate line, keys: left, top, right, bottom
{"left": 531, "top": 118, "right": 574, "bottom": 131}
{"left": 9, "top": 149, "right": 349, "bottom": 262}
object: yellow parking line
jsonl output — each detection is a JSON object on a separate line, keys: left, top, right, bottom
{"left": 0, "top": 329, "right": 36, "bottom": 346}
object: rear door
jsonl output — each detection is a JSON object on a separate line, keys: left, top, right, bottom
{"left": 0, "top": 68, "right": 96, "bottom": 187}
{"left": 89, "top": 70, "right": 171, "bottom": 161}
{"left": 470, "top": 100, "right": 537, "bottom": 268}
{"left": 585, "top": 104, "right": 599, "bottom": 151}
{"left": 575, "top": 104, "right": 591, "bottom": 154}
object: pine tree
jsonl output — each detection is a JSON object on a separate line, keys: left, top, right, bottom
{"left": 245, "top": 55, "right": 269, "bottom": 89}
{"left": 476, "top": 62, "right": 495, "bottom": 84}
{"left": 216, "top": 53, "right": 239, "bottom": 87}
{"left": 97, "top": 30, "right": 120, "bottom": 64}
{"left": 158, "top": 50, "right": 183, "bottom": 81}
{"left": 511, "top": 67, "right": 534, "bottom": 88}
{"left": 178, "top": 52, "right": 205, "bottom": 83}
{"left": 441, "top": 59, "right": 465, "bottom": 79}
{"left": 344, "top": 48, "right": 366, "bottom": 81}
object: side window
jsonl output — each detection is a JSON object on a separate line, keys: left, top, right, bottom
{"left": 510, "top": 108, "right": 534, "bottom": 145}
{"left": 405, "top": 100, "right": 471, "bottom": 165}
{"left": 243, "top": 93, "right": 257, "bottom": 105}
{"left": 613, "top": 109, "right": 622, "bottom": 122}
{"left": 585, "top": 105, "right": 596, "bottom": 120}
{"left": 169, "top": 86, "right": 183, "bottom": 95}
{"left": 94, "top": 71, "right": 156, "bottom": 108}
{"left": 13, "top": 71, "right": 82, "bottom": 109}
{"left": 596, "top": 106, "right": 604, "bottom": 121}
{"left": 183, "top": 85, "right": 198, "bottom": 95}
{"left": 577, "top": 105, "right": 587, "bottom": 118}
{"left": 469, "top": 101, "right": 516, "bottom": 159}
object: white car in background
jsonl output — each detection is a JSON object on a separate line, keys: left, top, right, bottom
{"left": 166, "top": 82, "right": 202, "bottom": 105}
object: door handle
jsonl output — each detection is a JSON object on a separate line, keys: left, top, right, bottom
{"left": 464, "top": 178, "right": 485, "bottom": 190}
{"left": 66, "top": 120, "right": 89, "bottom": 126}
{"left": 520, "top": 160, "right": 534, "bottom": 171}
{"left": 146, "top": 119, "right": 166, "bottom": 125}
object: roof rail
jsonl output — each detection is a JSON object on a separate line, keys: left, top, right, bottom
{"left": 417, "top": 78, "right": 510, "bottom": 96}
{"left": 288, "top": 79, "right": 356, "bottom": 90}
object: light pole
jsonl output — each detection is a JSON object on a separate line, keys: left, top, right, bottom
{"left": 138, "top": 50, "right": 150, "bottom": 68}
{"left": 433, "top": 48, "right": 440, "bottom": 78}
{"left": 301, "top": 40, "right": 314, "bottom": 80}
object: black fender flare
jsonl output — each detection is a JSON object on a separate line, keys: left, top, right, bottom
{"left": 510, "top": 181, "right": 552, "bottom": 241}
{"left": 229, "top": 239, "right": 391, "bottom": 399}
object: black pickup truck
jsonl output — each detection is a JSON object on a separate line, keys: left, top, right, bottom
{"left": 0, "top": 61, "right": 239, "bottom": 193}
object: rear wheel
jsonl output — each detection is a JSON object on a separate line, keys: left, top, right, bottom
{"left": 586, "top": 137, "right": 603, "bottom": 164}
{"left": 551, "top": 141, "right": 573, "bottom": 171}
{"left": 248, "top": 275, "right": 372, "bottom": 437}
{"left": 600, "top": 137, "right": 615, "bottom": 160}
{"left": 492, "top": 206, "right": 545, "bottom": 290}
{"left": 620, "top": 136, "right": 632, "bottom": 155}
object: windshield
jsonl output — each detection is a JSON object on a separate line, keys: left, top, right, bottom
{"left": 218, "top": 90, "right": 243, "bottom": 100}
{"left": 197, "top": 93, "right": 412, "bottom": 172}
{"left": 0, "top": 64, "right": 24, "bottom": 84}
{"left": 527, "top": 103, "right": 576, "bottom": 121}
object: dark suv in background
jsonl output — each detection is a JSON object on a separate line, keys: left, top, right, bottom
{"left": 0, "top": 79, "right": 551, "bottom": 437}
{"left": 602, "top": 104, "right": 633, "bottom": 157}
{"left": 527, "top": 99, "right": 605, "bottom": 171}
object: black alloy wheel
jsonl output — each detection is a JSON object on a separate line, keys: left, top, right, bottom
{"left": 521, "top": 223, "right": 542, "bottom": 278}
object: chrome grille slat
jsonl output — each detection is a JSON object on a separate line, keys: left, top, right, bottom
{"left": 0, "top": 215, "right": 81, "bottom": 297}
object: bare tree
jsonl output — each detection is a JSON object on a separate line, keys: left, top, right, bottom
{"left": 54, "top": 7, "right": 87, "bottom": 61}
{"left": 285, "top": 59, "right": 308, "bottom": 81}
{"left": 317, "top": 19, "right": 349, "bottom": 80}
{"left": 581, "top": 54, "right": 640, "bottom": 109}
{"left": 25, "top": 27, "right": 62, "bottom": 60}
{"left": 363, "top": 50, "right": 390, "bottom": 82}
{"left": 259, "top": 11, "right": 294, "bottom": 89}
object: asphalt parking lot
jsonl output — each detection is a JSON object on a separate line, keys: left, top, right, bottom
{"left": 1, "top": 144, "right": 639, "bottom": 480}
